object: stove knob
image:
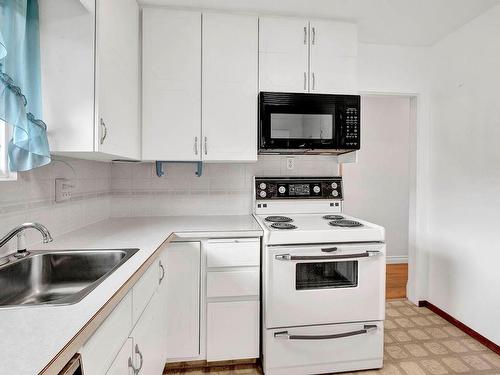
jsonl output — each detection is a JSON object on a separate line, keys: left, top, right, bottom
{"left": 331, "top": 190, "right": 339, "bottom": 197}
{"left": 331, "top": 182, "right": 338, "bottom": 189}
{"left": 259, "top": 182, "right": 267, "bottom": 190}
{"left": 278, "top": 186, "right": 286, "bottom": 194}
{"left": 313, "top": 185, "right": 321, "bottom": 194}
{"left": 259, "top": 190, "right": 267, "bottom": 198}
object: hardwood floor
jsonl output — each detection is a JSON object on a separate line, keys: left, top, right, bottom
{"left": 386, "top": 263, "right": 408, "bottom": 299}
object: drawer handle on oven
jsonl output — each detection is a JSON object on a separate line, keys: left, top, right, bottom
{"left": 275, "top": 251, "right": 382, "bottom": 261}
{"left": 274, "top": 324, "right": 378, "bottom": 340}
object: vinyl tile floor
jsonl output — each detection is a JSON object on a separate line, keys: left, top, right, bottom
{"left": 165, "top": 300, "right": 500, "bottom": 375}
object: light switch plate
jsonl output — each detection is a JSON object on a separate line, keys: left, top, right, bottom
{"left": 55, "top": 178, "right": 74, "bottom": 202}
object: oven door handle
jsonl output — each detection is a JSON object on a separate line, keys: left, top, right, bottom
{"left": 274, "top": 324, "right": 378, "bottom": 340}
{"left": 275, "top": 251, "right": 382, "bottom": 261}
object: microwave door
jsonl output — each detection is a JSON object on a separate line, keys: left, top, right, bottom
{"left": 268, "top": 113, "right": 336, "bottom": 150}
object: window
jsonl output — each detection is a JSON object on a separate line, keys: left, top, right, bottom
{"left": 0, "top": 121, "right": 16, "bottom": 181}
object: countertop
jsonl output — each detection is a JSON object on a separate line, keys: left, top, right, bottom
{"left": 0, "top": 215, "right": 263, "bottom": 375}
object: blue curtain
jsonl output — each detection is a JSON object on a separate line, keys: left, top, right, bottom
{"left": 0, "top": 0, "right": 50, "bottom": 172}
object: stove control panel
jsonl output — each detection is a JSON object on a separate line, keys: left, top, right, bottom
{"left": 255, "top": 177, "right": 343, "bottom": 200}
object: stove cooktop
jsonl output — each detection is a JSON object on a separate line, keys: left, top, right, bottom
{"left": 254, "top": 213, "right": 385, "bottom": 244}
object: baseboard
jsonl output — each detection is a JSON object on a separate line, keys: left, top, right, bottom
{"left": 419, "top": 300, "right": 500, "bottom": 355}
{"left": 386, "top": 255, "right": 408, "bottom": 264}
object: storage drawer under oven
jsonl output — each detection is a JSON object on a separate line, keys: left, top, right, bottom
{"left": 264, "top": 321, "right": 383, "bottom": 375}
{"left": 266, "top": 243, "right": 385, "bottom": 328}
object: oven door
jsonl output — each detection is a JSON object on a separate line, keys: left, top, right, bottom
{"left": 265, "top": 243, "right": 385, "bottom": 328}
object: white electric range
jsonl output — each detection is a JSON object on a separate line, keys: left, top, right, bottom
{"left": 253, "top": 176, "right": 386, "bottom": 375}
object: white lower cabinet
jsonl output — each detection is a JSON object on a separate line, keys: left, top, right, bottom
{"left": 80, "top": 292, "right": 133, "bottom": 375}
{"left": 207, "top": 300, "right": 259, "bottom": 361}
{"left": 165, "top": 242, "right": 201, "bottom": 360}
{"left": 129, "top": 291, "right": 166, "bottom": 375}
{"left": 81, "top": 255, "right": 166, "bottom": 375}
{"left": 81, "top": 237, "right": 259, "bottom": 374}
{"left": 205, "top": 238, "right": 260, "bottom": 362}
{"left": 105, "top": 338, "right": 134, "bottom": 375}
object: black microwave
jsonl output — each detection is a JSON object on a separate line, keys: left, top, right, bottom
{"left": 258, "top": 92, "right": 360, "bottom": 155}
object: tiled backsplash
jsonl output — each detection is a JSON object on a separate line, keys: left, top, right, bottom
{"left": 0, "top": 157, "right": 112, "bottom": 257}
{"left": 111, "top": 156, "right": 339, "bottom": 217}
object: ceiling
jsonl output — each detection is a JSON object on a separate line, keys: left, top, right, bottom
{"left": 139, "top": 0, "right": 500, "bottom": 46}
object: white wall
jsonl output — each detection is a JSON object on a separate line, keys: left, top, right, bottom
{"left": 425, "top": 3, "right": 500, "bottom": 344}
{"left": 343, "top": 96, "right": 411, "bottom": 262}
{"left": 358, "top": 43, "right": 428, "bottom": 94}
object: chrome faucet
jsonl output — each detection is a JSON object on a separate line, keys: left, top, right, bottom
{"left": 0, "top": 223, "right": 53, "bottom": 260}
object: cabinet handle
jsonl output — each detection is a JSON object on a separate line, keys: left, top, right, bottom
{"left": 128, "top": 357, "right": 138, "bottom": 374}
{"left": 204, "top": 136, "right": 208, "bottom": 155}
{"left": 303, "top": 26, "right": 307, "bottom": 44}
{"left": 312, "top": 27, "right": 316, "bottom": 44}
{"left": 100, "top": 118, "right": 107, "bottom": 145}
{"left": 194, "top": 137, "right": 198, "bottom": 155}
{"left": 303, "top": 72, "right": 307, "bottom": 91}
{"left": 159, "top": 260, "right": 165, "bottom": 284}
{"left": 135, "top": 344, "right": 144, "bottom": 374}
{"left": 312, "top": 72, "right": 316, "bottom": 91}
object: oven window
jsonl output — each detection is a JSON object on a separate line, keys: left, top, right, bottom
{"left": 270, "top": 114, "right": 334, "bottom": 140}
{"left": 296, "top": 261, "right": 358, "bottom": 290}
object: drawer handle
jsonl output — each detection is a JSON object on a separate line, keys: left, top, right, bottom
{"left": 274, "top": 324, "right": 377, "bottom": 340}
{"left": 321, "top": 247, "right": 337, "bottom": 253}
{"left": 159, "top": 260, "right": 165, "bottom": 284}
{"left": 275, "top": 251, "right": 382, "bottom": 261}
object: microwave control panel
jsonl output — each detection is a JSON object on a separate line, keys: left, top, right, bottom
{"left": 255, "top": 177, "right": 343, "bottom": 200}
{"left": 343, "top": 107, "right": 359, "bottom": 148}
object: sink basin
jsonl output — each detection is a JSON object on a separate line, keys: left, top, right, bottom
{"left": 0, "top": 248, "right": 138, "bottom": 307}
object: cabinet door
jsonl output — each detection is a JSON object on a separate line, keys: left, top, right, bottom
{"left": 202, "top": 13, "right": 258, "bottom": 162}
{"left": 81, "top": 292, "right": 133, "bottom": 375}
{"left": 157, "top": 249, "right": 169, "bottom": 363}
{"left": 259, "top": 17, "right": 309, "bottom": 93}
{"left": 95, "top": 0, "right": 140, "bottom": 159}
{"left": 142, "top": 9, "right": 202, "bottom": 161}
{"left": 105, "top": 338, "right": 134, "bottom": 375}
{"left": 165, "top": 242, "right": 201, "bottom": 359}
{"left": 131, "top": 292, "right": 166, "bottom": 375}
{"left": 207, "top": 301, "right": 259, "bottom": 361}
{"left": 309, "top": 20, "right": 358, "bottom": 94}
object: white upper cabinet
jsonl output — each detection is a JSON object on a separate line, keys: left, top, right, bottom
{"left": 202, "top": 13, "right": 258, "bottom": 162}
{"left": 309, "top": 20, "right": 358, "bottom": 94}
{"left": 142, "top": 9, "right": 202, "bottom": 161}
{"left": 39, "top": 0, "right": 140, "bottom": 160}
{"left": 142, "top": 10, "right": 258, "bottom": 162}
{"left": 259, "top": 16, "right": 358, "bottom": 94}
{"left": 259, "top": 17, "right": 309, "bottom": 93}
{"left": 96, "top": 0, "right": 140, "bottom": 158}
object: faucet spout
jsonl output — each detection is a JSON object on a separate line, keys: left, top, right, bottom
{"left": 0, "top": 222, "right": 53, "bottom": 250}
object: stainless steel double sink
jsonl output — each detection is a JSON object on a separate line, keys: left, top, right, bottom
{"left": 0, "top": 248, "right": 138, "bottom": 308}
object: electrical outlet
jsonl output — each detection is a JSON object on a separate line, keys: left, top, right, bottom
{"left": 286, "top": 157, "right": 295, "bottom": 170}
{"left": 55, "top": 178, "right": 74, "bottom": 202}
